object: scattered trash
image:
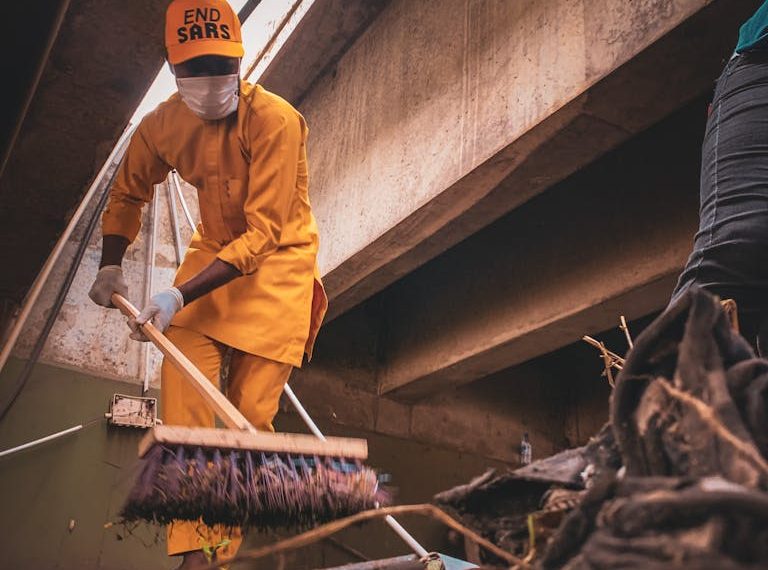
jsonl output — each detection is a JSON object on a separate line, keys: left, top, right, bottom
{"left": 437, "top": 288, "right": 768, "bottom": 569}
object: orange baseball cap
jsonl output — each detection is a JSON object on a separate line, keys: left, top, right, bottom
{"left": 165, "top": 0, "right": 244, "bottom": 64}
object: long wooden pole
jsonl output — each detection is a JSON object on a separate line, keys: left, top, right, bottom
{"left": 111, "top": 294, "right": 254, "bottom": 432}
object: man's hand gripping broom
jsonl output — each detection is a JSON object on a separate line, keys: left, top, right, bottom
{"left": 111, "top": 294, "right": 388, "bottom": 530}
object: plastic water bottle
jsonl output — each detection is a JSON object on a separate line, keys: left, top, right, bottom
{"left": 520, "top": 432, "right": 532, "bottom": 466}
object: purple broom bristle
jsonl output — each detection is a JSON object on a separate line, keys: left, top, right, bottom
{"left": 120, "top": 443, "right": 389, "bottom": 529}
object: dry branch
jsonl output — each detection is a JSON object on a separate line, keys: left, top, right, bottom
{"left": 656, "top": 378, "right": 768, "bottom": 476}
{"left": 202, "top": 504, "right": 529, "bottom": 570}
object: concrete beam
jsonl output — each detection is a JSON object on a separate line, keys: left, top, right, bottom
{"left": 376, "top": 99, "right": 704, "bottom": 401}
{"left": 0, "top": 0, "right": 170, "bottom": 303}
{"left": 302, "top": 0, "right": 758, "bottom": 321}
{"left": 258, "top": 0, "right": 390, "bottom": 105}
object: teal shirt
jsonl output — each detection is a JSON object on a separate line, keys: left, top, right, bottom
{"left": 737, "top": 1, "right": 768, "bottom": 52}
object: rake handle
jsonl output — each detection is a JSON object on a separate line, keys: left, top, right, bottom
{"left": 111, "top": 293, "right": 255, "bottom": 432}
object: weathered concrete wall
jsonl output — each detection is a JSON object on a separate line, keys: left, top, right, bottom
{"left": 302, "top": 0, "right": 757, "bottom": 319}
{"left": 0, "top": 359, "right": 505, "bottom": 569}
{"left": 291, "top": 298, "right": 618, "bottom": 464}
{"left": 292, "top": 357, "right": 574, "bottom": 465}
{"left": 12, "top": 176, "right": 199, "bottom": 387}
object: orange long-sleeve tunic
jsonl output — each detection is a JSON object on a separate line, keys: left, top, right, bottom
{"left": 102, "top": 82, "right": 327, "bottom": 366}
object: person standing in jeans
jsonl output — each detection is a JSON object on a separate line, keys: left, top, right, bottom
{"left": 671, "top": 1, "right": 768, "bottom": 353}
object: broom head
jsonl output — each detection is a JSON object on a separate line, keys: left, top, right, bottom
{"left": 120, "top": 425, "right": 389, "bottom": 529}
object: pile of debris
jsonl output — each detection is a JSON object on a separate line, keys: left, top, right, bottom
{"left": 436, "top": 287, "right": 768, "bottom": 569}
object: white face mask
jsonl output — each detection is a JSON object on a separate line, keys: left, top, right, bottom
{"left": 175, "top": 73, "right": 240, "bottom": 120}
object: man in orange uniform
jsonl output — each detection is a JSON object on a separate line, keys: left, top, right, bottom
{"left": 88, "top": 1, "right": 327, "bottom": 567}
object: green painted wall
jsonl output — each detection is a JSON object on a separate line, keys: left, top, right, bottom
{"left": 0, "top": 359, "right": 171, "bottom": 569}
{"left": 0, "top": 359, "right": 505, "bottom": 569}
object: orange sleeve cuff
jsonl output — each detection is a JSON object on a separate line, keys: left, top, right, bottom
{"left": 101, "top": 199, "right": 143, "bottom": 242}
{"left": 216, "top": 235, "right": 271, "bottom": 275}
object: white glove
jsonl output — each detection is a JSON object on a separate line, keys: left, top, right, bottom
{"left": 128, "top": 287, "right": 185, "bottom": 341}
{"left": 88, "top": 265, "right": 128, "bottom": 308}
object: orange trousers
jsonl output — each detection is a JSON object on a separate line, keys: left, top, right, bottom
{"left": 161, "top": 325, "right": 293, "bottom": 558}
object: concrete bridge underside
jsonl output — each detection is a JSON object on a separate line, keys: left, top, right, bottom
{"left": 291, "top": 97, "right": 702, "bottom": 459}
{"left": 2, "top": 1, "right": 762, "bottom": 567}
{"left": 278, "top": 0, "right": 758, "bottom": 408}
{"left": 306, "top": 0, "right": 755, "bottom": 325}
{"left": 3, "top": 0, "right": 762, "bottom": 469}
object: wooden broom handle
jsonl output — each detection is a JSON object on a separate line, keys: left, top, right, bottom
{"left": 111, "top": 293, "right": 256, "bottom": 432}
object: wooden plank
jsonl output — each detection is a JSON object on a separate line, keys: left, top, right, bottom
{"left": 319, "top": 556, "right": 421, "bottom": 570}
{"left": 138, "top": 425, "right": 368, "bottom": 459}
{"left": 112, "top": 294, "right": 253, "bottom": 431}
